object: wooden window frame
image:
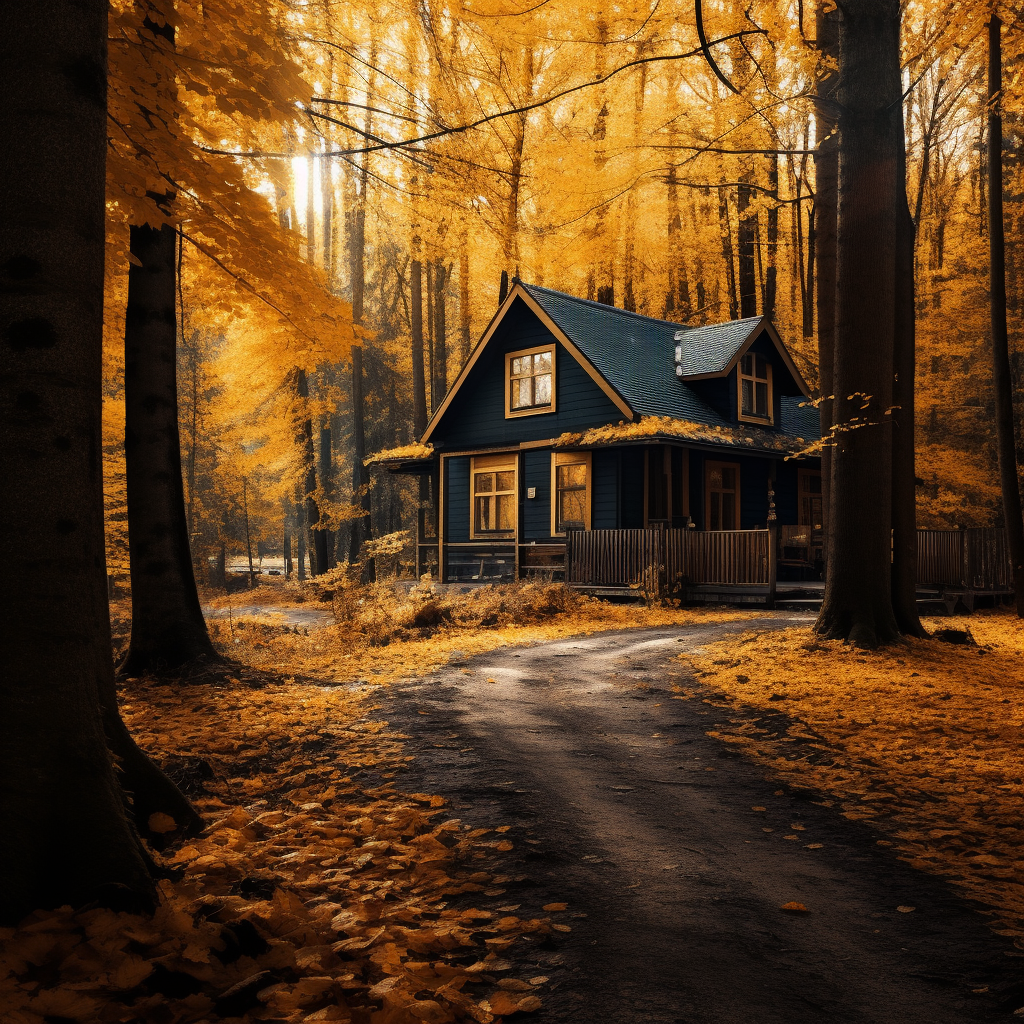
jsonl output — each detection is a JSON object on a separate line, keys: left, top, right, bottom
{"left": 506, "top": 344, "right": 557, "bottom": 419}
{"left": 469, "top": 453, "right": 518, "bottom": 539}
{"left": 550, "top": 451, "right": 592, "bottom": 536}
{"left": 705, "top": 459, "right": 741, "bottom": 531}
{"left": 736, "top": 351, "right": 774, "bottom": 425}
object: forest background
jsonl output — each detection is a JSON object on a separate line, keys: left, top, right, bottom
{"left": 101, "top": 0, "right": 1024, "bottom": 585}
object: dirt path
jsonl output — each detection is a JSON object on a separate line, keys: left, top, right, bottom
{"left": 379, "top": 620, "right": 1018, "bottom": 1023}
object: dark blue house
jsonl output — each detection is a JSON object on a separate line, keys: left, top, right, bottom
{"left": 382, "top": 279, "right": 823, "bottom": 586}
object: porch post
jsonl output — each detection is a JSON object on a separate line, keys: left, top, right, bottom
{"left": 767, "top": 472, "right": 778, "bottom": 608}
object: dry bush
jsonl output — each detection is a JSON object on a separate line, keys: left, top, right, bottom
{"left": 328, "top": 578, "right": 592, "bottom": 646}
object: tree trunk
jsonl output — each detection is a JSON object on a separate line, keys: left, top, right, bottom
{"left": 738, "top": 178, "right": 758, "bottom": 318}
{"left": 296, "top": 368, "right": 319, "bottom": 576}
{"left": 317, "top": 421, "right": 333, "bottom": 571}
{"left": 891, "top": 79, "right": 925, "bottom": 636}
{"left": 815, "top": 0, "right": 840, "bottom": 568}
{"left": 121, "top": 217, "right": 218, "bottom": 672}
{"left": 411, "top": 257, "right": 427, "bottom": 436}
{"left": 988, "top": 14, "right": 1024, "bottom": 615}
{"left": 764, "top": 156, "right": 779, "bottom": 320}
{"left": 459, "top": 225, "right": 472, "bottom": 364}
{"left": 717, "top": 186, "right": 739, "bottom": 319}
{"left": 816, "top": 0, "right": 902, "bottom": 647}
{"left": 1, "top": 0, "right": 158, "bottom": 921}
{"left": 434, "top": 263, "right": 448, "bottom": 406}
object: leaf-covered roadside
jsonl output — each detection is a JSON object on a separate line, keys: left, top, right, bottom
{"left": 685, "top": 611, "right": 1024, "bottom": 946}
{"left": 0, "top": 675, "right": 558, "bottom": 1023}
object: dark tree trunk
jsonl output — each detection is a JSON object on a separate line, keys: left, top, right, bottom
{"left": 738, "top": 179, "right": 758, "bottom": 318}
{"left": 816, "top": 0, "right": 902, "bottom": 647}
{"left": 891, "top": 86, "right": 925, "bottom": 636}
{"left": 815, "top": 0, "right": 840, "bottom": 570}
{"left": 459, "top": 227, "right": 472, "bottom": 364}
{"left": 988, "top": 15, "right": 1024, "bottom": 615}
{"left": 1, "top": 0, "right": 158, "bottom": 922}
{"left": 316, "top": 421, "right": 332, "bottom": 571}
{"left": 296, "top": 368, "right": 319, "bottom": 576}
{"left": 121, "top": 218, "right": 218, "bottom": 673}
{"left": 411, "top": 259, "right": 427, "bottom": 435}
{"left": 717, "top": 186, "right": 739, "bottom": 319}
{"left": 426, "top": 261, "right": 435, "bottom": 410}
{"left": 764, "top": 156, "right": 779, "bottom": 320}
{"left": 434, "top": 263, "right": 448, "bottom": 407}
{"left": 121, "top": 5, "right": 216, "bottom": 675}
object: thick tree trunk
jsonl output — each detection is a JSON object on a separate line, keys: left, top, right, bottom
{"left": 121, "top": 218, "right": 218, "bottom": 673}
{"left": 816, "top": 0, "right": 902, "bottom": 647}
{"left": 988, "top": 15, "right": 1024, "bottom": 615}
{"left": 1, "top": 0, "right": 157, "bottom": 921}
{"left": 347, "top": 345, "right": 375, "bottom": 579}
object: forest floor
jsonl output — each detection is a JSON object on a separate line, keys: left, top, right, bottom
{"left": 4, "top": 586, "right": 1023, "bottom": 1023}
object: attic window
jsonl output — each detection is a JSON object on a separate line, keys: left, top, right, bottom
{"left": 506, "top": 345, "right": 556, "bottom": 418}
{"left": 738, "top": 352, "right": 773, "bottom": 424}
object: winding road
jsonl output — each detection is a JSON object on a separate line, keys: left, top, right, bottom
{"left": 380, "top": 620, "right": 1018, "bottom": 1023}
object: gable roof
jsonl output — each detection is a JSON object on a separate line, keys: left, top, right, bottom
{"left": 422, "top": 279, "right": 816, "bottom": 447}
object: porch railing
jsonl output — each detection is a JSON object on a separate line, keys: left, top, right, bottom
{"left": 564, "top": 525, "right": 1013, "bottom": 595}
{"left": 918, "top": 527, "right": 1012, "bottom": 590}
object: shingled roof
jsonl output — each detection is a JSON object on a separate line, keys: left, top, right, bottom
{"left": 420, "top": 280, "right": 819, "bottom": 452}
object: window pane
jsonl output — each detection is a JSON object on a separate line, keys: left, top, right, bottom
{"left": 474, "top": 472, "right": 494, "bottom": 495}
{"left": 566, "top": 463, "right": 587, "bottom": 487}
{"left": 496, "top": 494, "right": 515, "bottom": 531}
{"left": 722, "top": 492, "right": 736, "bottom": 529}
{"left": 535, "top": 350, "right": 551, "bottom": 371}
{"left": 741, "top": 378, "right": 753, "bottom": 414}
{"left": 721, "top": 467, "right": 736, "bottom": 491}
{"left": 560, "top": 489, "right": 586, "bottom": 529}
{"left": 496, "top": 471, "right": 515, "bottom": 492}
{"left": 741, "top": 353, "right": 752, "bottom": 376}
{"left": 511, "top": 356, "right": 526, "bottom": 376}
{"left": 755, "top": 354, "right": 767, "bottom": 379}
{"left": 709, "top": 467, "right": 722, "bottom": 490}
{"left": 755, "top": 381, "right": 768, "bottom": 415}
{"left": 476, "top": 495, "right": 492, "bottom": 531}
{"left": 534, "top": 373, "right": 552, "bottom": 405}
{"left": 512, "top": 378, "right": 532, "bottom": 409}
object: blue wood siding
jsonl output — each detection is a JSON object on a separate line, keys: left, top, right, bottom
{"left": 738, "top": 455, "right": 771, "bottom": 528}
{"left": 773, "top": 460, "right": 800, "bottom": 525}
{"left": 592, "top": 449, "right": 619, "bottom": 528}
{"left": 445, "top": 456, "right": 470, "bottom": 543}
{"left": 429, "top": 298, "right": 625, "bottom": 448}
{"left": 689, "top": 450, "right": 705, "bottom": 528}
{"left": 522, "top": 450, "right": 551, "bottom": 540}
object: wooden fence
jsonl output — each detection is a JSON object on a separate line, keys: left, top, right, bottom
{"left": 566, "top": 525, "right": 1013, "bottom": 595}
{"left": 917, "top": 528, "right": 1012, "bottom": 590}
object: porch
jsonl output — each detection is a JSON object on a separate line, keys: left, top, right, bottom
{"left": 419, "top": 524, "right": 1013, "bottom": 609}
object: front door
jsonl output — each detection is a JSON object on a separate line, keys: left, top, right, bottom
{"left": 705, "top": 461, "right": 740, "bottom": 530}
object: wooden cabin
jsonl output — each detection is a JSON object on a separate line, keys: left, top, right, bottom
{"left": 380, "top": 279, "right": 824, "bottom": 593}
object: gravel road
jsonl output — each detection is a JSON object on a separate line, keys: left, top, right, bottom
{"left": 380, "top": 620, "right": 1020, "bottom": 1023}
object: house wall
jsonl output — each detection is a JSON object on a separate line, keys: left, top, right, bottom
{"left": 429, "top": 298, "right": 625, "bottom": 449}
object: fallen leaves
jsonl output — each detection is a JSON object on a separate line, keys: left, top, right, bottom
{"left": 0, "top": 670, "right": 560, "bottom": 1024}
{"left": 780, "top": 902, "right": 810, "bottom": 914}
{"left": 689, "top": 611, "right": 1024, "bottom": 945}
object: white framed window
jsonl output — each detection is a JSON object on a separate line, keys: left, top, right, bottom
{"left": 470, "top": 454, "right": 517, "bottom": 537}
{"left": 506, "top": 345, "right": 556, "bottom": 418}
{"left": 737, "top": 352, "right": 773, "bottom": 424}
{"left": 551, "top": 451, "right": 592, "bottom": 535}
